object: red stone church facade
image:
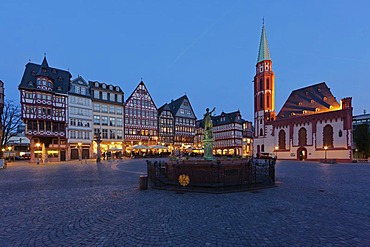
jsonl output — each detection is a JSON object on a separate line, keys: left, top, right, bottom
{"left": 253, "top": 23, "right": 353, "bottom": 162}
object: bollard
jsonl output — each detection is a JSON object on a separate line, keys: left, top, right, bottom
{"left": 140, "top": 175, "right": 148, "bottom": 190}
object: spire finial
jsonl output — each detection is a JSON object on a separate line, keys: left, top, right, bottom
{"left": 257, "top": 20, "right": 271, "bottom": 63}
{"left": 44, "top": 52, "right": 46, "bottom": 58}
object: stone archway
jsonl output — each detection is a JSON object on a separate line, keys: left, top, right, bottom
{"left": 297, "top": 147, "right": 307, "bottom": 161}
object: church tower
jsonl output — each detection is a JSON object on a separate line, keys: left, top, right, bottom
{"left": 253, "top": 21, "right": 275, "bottom": 154}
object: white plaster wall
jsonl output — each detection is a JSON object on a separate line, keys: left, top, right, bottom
{"left": 316, "top": 118, "right": 346, "bottom": 148}
{"left": 292, "top": 122, "right": 313, "bottom": 146}
{"left": 273, "top": 125, "right": 290, "bottom": 149}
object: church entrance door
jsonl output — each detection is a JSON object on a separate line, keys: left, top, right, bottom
{"left": 297, "top": 147, "right": 307, "bottom": 161}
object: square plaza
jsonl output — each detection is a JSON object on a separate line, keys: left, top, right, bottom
{"left": 0, "top": 159, "right": 369, "bottom": 246}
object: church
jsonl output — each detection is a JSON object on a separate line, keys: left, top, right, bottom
{"left": 253, "top": 23, "right": 353, "bottom": 162}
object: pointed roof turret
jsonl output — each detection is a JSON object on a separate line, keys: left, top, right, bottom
{"left": 36, "top": 56, "right": 51, "bottom": 77}
{"left": 257, "top": 21, "right": 271, "bottom": 63}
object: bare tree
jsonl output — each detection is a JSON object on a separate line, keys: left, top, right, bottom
{"left": 1, "top": 100, "right": 22, "bottom": 149}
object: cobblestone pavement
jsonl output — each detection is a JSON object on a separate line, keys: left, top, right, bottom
{"left": 0, "top": 159, "right": 369, "bottom": 246}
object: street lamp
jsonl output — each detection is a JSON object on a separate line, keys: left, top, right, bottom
{"left": 78, "top": 142, "right": 82, "bottom": 161}
{"left": 7, "top": 146, "right": 12, "bottom": 162}
{"left": 324, "top": 146, "right": 328, "bottom": 162}
{"left": 36, "top": 143, "right": 41, "bottom": 164}
{"left": 274, "top": 146, "right": 278, "bottom": 159}
{"left": 355, "top": 148, "right": 358, "bottom": 161}
{"left": 1, "top": 148, "right": 5, "bottom": 159}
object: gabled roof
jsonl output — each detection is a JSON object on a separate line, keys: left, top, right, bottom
{"left": 257, "top": 22, "right": 271, "bottom": 63}
{"left": 69, "top": 76, "right": 92, "bottom": 97}
{"left": 196, "top": 110, "right": 244, "bottom": 128}
{"left": 125, "top": 80, "right": 157, "bottom": 110}
{"left": 18, "top": 57, "right": 71, "bottom": 94}
{"left": 168, "top": 94, "right": 196, "bottom": 119}
{"left": 158, "top": 103, "right": 172, "bottom": 114}
{"left": 277, "top": 82, "right": 341, "bottom": 119}
{"left": 213, "top": 110, "right": 244, "bottom": 126}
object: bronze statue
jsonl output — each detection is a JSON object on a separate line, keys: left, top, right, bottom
{"left": 203, "top": 107, "right": 215, "bottom": 160}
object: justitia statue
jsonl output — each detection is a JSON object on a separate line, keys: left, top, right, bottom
{"left": 203, "top": 107, "right": 215, "bottom": 160}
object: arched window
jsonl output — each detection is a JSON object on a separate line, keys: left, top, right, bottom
{"left": 261, "top": 144, "right": 265, "bottom": 152}
{"left": 260, "top": 94, "right": 264, "bottom": 109}
{"left": 278, "top": 130, "right": 286, "bottom": 150}
{"left": 259, "top": 128, "right": 263, "bottom": 136}
{"left": 266, "top": 93, "right": 270, "bottom": 108}
{"left": 323, "top": 124, "right": 333, "bottom": 148}
{"left": 257, "top": 145, "right": 260, "bottom": 155}
{"left": 298, "top": 127, "right": 307, "bottom": 146}
{"left": 259, "top": 78, "right": 263, "bottom": 91}
{"left": 338, "top": 130, "right": 343, "bottom": 137}
{"left": 266, "top": 78, "right": 270, "bottom": 89}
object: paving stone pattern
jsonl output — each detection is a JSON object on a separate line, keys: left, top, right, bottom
{"left": 0, "top": 159, "right": 369, "bottom": 246}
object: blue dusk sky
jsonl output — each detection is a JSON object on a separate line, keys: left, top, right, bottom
{"left": 1, "top": 0, "right": 369, "bottom": 120}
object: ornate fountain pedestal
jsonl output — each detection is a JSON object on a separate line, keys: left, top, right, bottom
{"left": 203, "top": 139, "right": 214, "bottom": 161}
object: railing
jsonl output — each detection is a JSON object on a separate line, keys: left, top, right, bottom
{"left": 147, "top": 158, "right": 275, "bottom": 192}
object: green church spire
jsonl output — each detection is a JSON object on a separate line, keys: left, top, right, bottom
{"left": 257, "top": 20, "right": 271, "bottom": 63}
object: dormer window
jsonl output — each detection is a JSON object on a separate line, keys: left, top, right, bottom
{"left": 310, "top": 99, "right": 314, "bottom": 103}
{"left": 109, "top": 85, "right": 113, "bottom": 90}
{"left": 58, "top": 77, "right": 63, "bottom": 82}
{"left": 95, "top": 82, "right": 99, "bottom": 87}
{"left": 52, "top": 69, "right": 57, "bottom": 74}
{"left": 31, "top": 70, "right": 36, "bottom": 76}
{"left": 102, "top": 84, "right": 106, "bottom": 89}
{"left": 116, "top": 87, "right": 119, "bottom": 91}
{"left": 298, "top": 102, "right": 302, "bottom": 106}
{"left": 323, "top": 96, "right": 327, "bottom": 101}
{"left": 42, "top": 67, "right": 47, "bottom": 72}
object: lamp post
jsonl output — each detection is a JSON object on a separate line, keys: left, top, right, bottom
{"left": 324, "top": 146, "right": 328, "bottom": 162}
{"left": 274, "top": 146, "right": 278, "bottom": 159}
{"left": 7, "top": 146, "right": 12, "bottom": 162}
{"left": 36, "top": 143, "right": 40, "bottom": 164}
{"left": 78, "top": 142, "right": 82, "bottom": 161}
{"left": 355, "top": 148, "right": 358, "bottom": 161}
{"left": 96, "top": 131, "right": 102, "bottom": 163}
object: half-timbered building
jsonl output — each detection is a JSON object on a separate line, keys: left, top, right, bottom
{"left": 18, "top": 57, "right": 71, "bottom": 162}
{"left": 90, "top": 81, "right": 124, "bottom": 157}
{"left": 124, "top": 81, "right": 158, "bottom": 149}
{"left": 168, "top": 95, "right": 196, "bottom": 150}
{"left": 157, "top": 103, "right": 174, "bottom": 149}
{"left": 196, "top": 110, "right": 248, "bottom": 157}
{"left": 67, "top": 76, "right": 93, "bottom": 160}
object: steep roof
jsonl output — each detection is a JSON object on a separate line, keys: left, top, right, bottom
{"left": 213, "top": 110, "right": 244, "bottom": 126}
{"left": 158, "top": 103, "right": 171, "bottom": 114}
{"left": 277, "top": 82, "right": 341, "bottom": 119}
{"left": 196, "top": 110, "right": 244, "bottom": 128}
{"left": 168, "top": 95, "right": 196, "bottom": 119}
{"left": 69, "top": 76, "right": 92, "bottom": 97}
{"left": 257, "top": 22, "right": 271, "bottom": 63}
{"left": 125, "top": 80, "right": 157, "bottom": 109}
{"left": 18, "top": 57, "right": 71, "bottom": 94}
